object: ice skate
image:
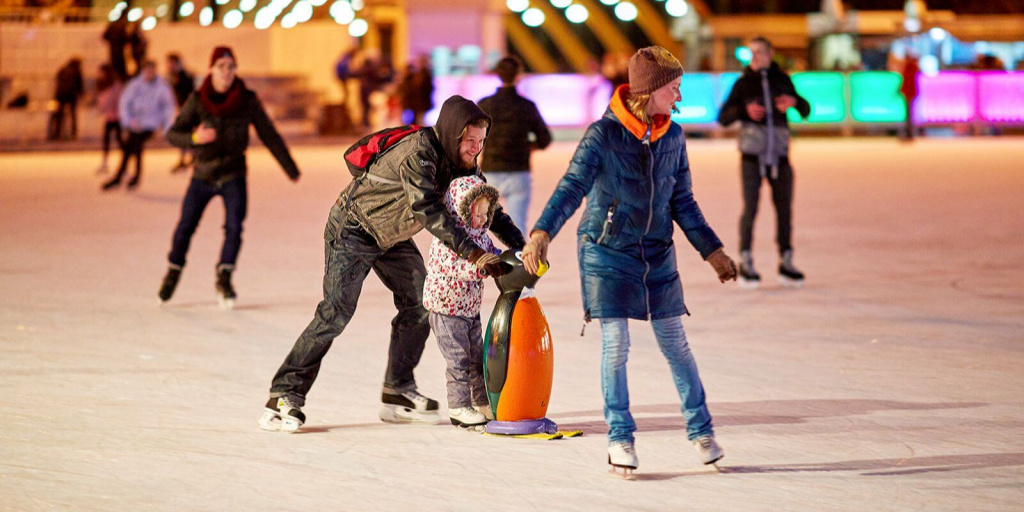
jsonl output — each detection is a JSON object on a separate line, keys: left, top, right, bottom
{"left": 258, "top": 396, "right": 306, "bottom": 433}
{"left": 693, "top": 435, "right": 724, "bottom": 466}
{"left": 607, "top": 441, "right": 638, "bottom": 480}
{"left": 449, "top": 407, "right": 488, "bottom": 431}
{"left": 215, "top": 265, "right": 236, "bottom": 310}
{"left": 778, "top": 250, "right": 805, "bottom": 288}
{"left": 100, "top": 176, "right": 121, "bottom": 191}
{"left": 158, "top": 266, "right": 182, "bottom": 304}
{"left": 474, "top": 404, "right": 495, "bottom": 421}
{"left": 379, "top": 389, "right": 440, "bottom": 424}
{"left": 738, "top": 250, "right": 760, "bottom": 289}
{"left": 126, "top": 175, "right": 140, "bottom": 190}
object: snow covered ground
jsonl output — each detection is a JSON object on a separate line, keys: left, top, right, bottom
{"left": 1, "top": 137, "right": 1022, "bottom": 511}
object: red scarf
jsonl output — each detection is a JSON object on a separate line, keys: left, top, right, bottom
{"left": 198, "top": 76, "right": 246, "bottom": 117}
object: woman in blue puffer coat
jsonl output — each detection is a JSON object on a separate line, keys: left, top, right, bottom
{"left": 522, "top": 47, "right": 737, "bottom": 476}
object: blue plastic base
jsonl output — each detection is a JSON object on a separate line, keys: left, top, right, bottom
{"left": 485, "top": 417, "right": 558, "bottom": 436}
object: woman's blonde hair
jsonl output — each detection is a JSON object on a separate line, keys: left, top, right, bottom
{"left": 626, "top": 91, "right": 654, "bottom": 125}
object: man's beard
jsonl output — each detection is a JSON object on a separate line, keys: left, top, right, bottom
{"left": 459, "top": 154, "right": 477, "bottom": 170}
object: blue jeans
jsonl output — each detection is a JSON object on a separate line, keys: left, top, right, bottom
{"left": 600, "top": 317, "right": 713, "bottom": 444}
{"left": 168, "top": 177, "right": 248, "bottom": 268}
{"left": 485, "top": 171, "right": 531, "bottom": 233}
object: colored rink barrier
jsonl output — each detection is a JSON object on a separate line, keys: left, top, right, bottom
{"left": 427, "top": 71, "right": 1024, "bottom": 128}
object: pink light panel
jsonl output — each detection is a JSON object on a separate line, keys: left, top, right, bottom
{"left": 977, "top": 72, "right": 1024, "bottom": 123}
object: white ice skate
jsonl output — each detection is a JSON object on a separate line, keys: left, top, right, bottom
{"left": 607, "top": 441, "right": 638, "bottom": 480}
{"left": 474, "top": 404, "right": 495, "bottom": 422}
{"left": 379, "top": 390, "right": 441, "bottom": 425}
{"left": 693, "top": 435, "right": 724, "bottom": 466}
{"left": 258, "top": 397, "right": 305, "bottom": 433}
{"left": 449, "top": 407, "right": 488, "bottom": 431}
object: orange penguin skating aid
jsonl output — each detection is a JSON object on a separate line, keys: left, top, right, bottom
{"left": 482, "top": 250, "right": 580, "bottom": 439}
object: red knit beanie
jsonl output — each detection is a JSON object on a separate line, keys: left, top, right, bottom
{"left": 628, "top": 46, "right": 683, "bottom": 95}
{"left": 210, "top": 46, "right": 236, "bottom": 67}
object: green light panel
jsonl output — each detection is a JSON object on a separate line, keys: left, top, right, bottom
{"left": 788, "top": 72, "right": 846, "bottom": 124}
{"left": 850, "top": 71, "right": 907, "bottom": 123}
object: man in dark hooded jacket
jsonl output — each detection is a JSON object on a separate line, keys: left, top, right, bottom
{"left": 717, "top": 36, "right": 810, "bottom": 289}
{"left": 261, "top": 95, "right": 525, "bottom": 432}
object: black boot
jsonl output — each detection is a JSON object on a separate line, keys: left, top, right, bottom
{"left": 778, "top": 250, "right": 805, "bottom": 288}
{"left": 738, "top": 250, "right": 760, "bottom": 289}
{"left": 216, "top": 265, "right": 236, "bottom": 309}
{"left": 158, "top": 266, "right": 182, "bottom": 303}
{"left": 101, "top": 176, "right": 121, "bottom": 191}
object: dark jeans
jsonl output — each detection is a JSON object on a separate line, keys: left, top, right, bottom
{"left": 269, "top": 210, "right": 430, "bottom": 406}
{"left": 739, "top": 155, "right": 793, "bottom": 255}
{"left": 46, "top": 100, "right": 77, "bottom": 140}
{"left": 102, "top": 120, "right": 122, "bottom": 158}
{"left": 168, "top": 177, "right": 248, "bottom": 268}
{"left": 111, "top": 130, "right": 153, "bottom": 183}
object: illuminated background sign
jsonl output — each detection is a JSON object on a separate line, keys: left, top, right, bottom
{"left": 427, "top": 71, "right": 1024, "bottom": 127}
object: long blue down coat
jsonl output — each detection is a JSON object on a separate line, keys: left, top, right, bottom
{"left": 533, "top": 110, "right": 723, "bottom": 321}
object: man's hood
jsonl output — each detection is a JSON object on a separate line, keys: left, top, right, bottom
{"left": 432, "top": 95, "right": 491, "bottom": 167}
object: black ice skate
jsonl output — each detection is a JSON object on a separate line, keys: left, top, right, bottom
{"left": 258, "top": 397, "right": 306, "bottom": 433}
{"left": 738, "top": 251, "right": 760, "bottom": 290}
{"left": 100, "top": 176, "right": 121, "bottom": 191}
{"left": 215, "top": 265, "right": 236, "bottom": 309}
{"left": 379, "top": 389, "right": 440, "bottom": 424}
{"left": 778, "top": 250, "right": 805, "bottom": 288}
{"left": 607, "top": 441, "right": 638, "bottom": 480}
{"left": 158, "top": 266, "right": 182, "bottom": 304}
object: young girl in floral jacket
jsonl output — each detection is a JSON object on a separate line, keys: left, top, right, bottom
{"left": 423, "top": 175, "right": 502, "bottom": 430}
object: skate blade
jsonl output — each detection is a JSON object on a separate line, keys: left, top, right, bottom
{"left": 738, "top": 278, "right": 760, "bottom": 290}
{"left": 702, "top": 453, "right": 725, "bottom": 466}
{"left": 379, "top": 405, "right": 440, "bottom": 425}
{"left": 778, "top": 276, "right": 804, "bottom": 289}
{"left": 258, "top": 410, "right": 302, "bottom": 433}
{"left": 608, "top": 466, "right": 637, "bottom": 480}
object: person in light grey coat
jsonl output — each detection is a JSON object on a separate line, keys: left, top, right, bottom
{"left": 102, "top": 60, "right": 176, "bottom": 191}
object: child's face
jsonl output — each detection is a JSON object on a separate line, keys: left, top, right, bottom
{"left": 469, "top": 197, "right": 490, "bottom": 229}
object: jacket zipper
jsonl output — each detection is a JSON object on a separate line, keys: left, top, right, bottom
{"left": 594, "top": 199, "right": 619, "bottom": 245}
{"left": 640, "top": 129, "right": 655, "bottom": 320}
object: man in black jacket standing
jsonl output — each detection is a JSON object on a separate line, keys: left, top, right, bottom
{"left": 259, "top": 95, "right": 525, "bottom": 433}
{"left": 717, "top": 37, "right": 809, "bottom": 289}
{"left": 478, "top": 56, "right": 552, "bottom": 233}
{"left": 160, "top": 47, "right": 300, "bottom": 308}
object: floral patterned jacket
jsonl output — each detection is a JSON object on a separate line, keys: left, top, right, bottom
{"left": 423, "top": 175, "right": 501, "bottom": 317}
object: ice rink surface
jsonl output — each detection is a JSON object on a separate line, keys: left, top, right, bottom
{"left": 1, "top": 137, "right": 1022, "bottom": 511}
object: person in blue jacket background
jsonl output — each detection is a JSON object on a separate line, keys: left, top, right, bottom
{"left": 521, "top": 47, "right": 737, "bottom": 474}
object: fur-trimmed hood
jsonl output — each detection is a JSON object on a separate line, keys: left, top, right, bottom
{"left": 444, "top": 175, "right": 499, "bottom": 235}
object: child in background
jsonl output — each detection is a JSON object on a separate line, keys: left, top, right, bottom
{"left": 423, "top": 175, "right": 502, "bottom": 430}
